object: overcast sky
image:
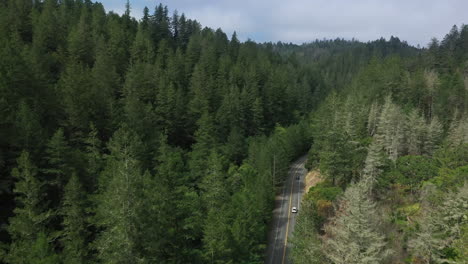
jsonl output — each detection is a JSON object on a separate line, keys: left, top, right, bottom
{"left": 100, "top": 0, "right": 467, "bottom": 47}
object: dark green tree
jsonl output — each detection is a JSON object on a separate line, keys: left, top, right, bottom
{"left": 189, "top": 112, "right": 218, "bottom": 185}
{"left": 93, "top": 127, "right": 145, "bottom": 263}
{"left": 6, "top": 151, "right": 53, "bottom": 264}
{"left": 43, "top": 128, "right": 72, "bottom": 189}
{"left": 67, "top": 6, "right": 93, "bottom": 66}
{"left": 60, "top": 173, "right": 88, "bottom": 264}
{"left": 83, "top": 123, "right": 103, "bottom": 191}
{"left": 58, "top": 62, "right": 94, "bottom": 135}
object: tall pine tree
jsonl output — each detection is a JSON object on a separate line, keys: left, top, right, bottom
{"left": 6, "top": 151, "right": 54, "bottom": 264}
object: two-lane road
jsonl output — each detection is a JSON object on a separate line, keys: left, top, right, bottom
{"left": 266, "top": 156, "right": 308, "bottom": 264}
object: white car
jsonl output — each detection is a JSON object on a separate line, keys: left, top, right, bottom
{"left": 292, "top": 207, "right": 298, "bottom": 213}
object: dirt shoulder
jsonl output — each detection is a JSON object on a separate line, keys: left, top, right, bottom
{"left": 303, "top": 169, "right": 323, "bottom": 195}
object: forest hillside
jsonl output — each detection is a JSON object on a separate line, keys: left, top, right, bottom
{"left": 0, "top": 1, "right": 467, "bottom": 264}
{"left": 292, "top": 24, "right": 468, "bottom": 264}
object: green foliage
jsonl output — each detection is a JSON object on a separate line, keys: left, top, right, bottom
{"left": 93, "top": 127, "right": 147, "bottom": 263}
{"left": 453, "top": 222, "right": 468, "bottom": 263}
{"left": 248, "top": 120, "right": 312, "bottom": 185}
{"left": 378, "top": 155, "right": 438, "bottom": 192}
{"left": 43, "top": 128, "right": 72, "bottom": 188}
{"left": 306, "top": 94, "right": 368, "bottom": 185}
{"left": 67, "top": 8, "right": 93, "bottom": 66}
{"left": 82, "top": 123, "right": 103, "bottom": 191}
{"left": 317, "top": 131, "right": 358, "bottom": 186}
{"left": 304, "top": 182, "right": 342, "bottom": 230}
{"left": 60, "top": 174, "right": 88, "bottom": 264}
{"left": 290, "top": 200, "right": 325, "bottom": 264}
{"left": 228, "top": 165, "right": 270, "bottom": 262}
{"left": 409, "top": 183, "right": 468, "bottom": 263}
{"left": 21, "top": 232, "right": 60, "bottom": 264}
{"left": 308, "top": 184, "right": 342, "bottom": 201}
{"left": 152, "top": 135, "right": 199, "bottom": 262}
{"left": 14, "top": 101, "right": 44, "bottom": 152}
{"left": 323, "top": 180, "right": 392, "bottom": 263}
{"left": 429, "top": 144, "right": 468, "bottom": 190}
{"left": 58, "top": 62, "right": 94, "bottom": 133}
{"left": 430, "top": 166, "right": 468, "bottom": 191}
{"left": 6, "top": 151, "right": 53, "bottom": 264}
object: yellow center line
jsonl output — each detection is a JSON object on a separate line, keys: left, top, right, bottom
{"left": 281, "top": 165, "right": 296, "bottom": 264}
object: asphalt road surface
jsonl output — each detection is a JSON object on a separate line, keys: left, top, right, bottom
{"left": 265, "top": 156, "right": 308, "bottom": 264}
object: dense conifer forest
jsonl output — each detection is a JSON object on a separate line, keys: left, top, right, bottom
{"left": 0, "top": 1, "right": 320, "bottom": 263}
{"left": 0, "top": 0, "right": 466, "bottom": 263}
{"left": 291, "top": 25, "right": 468, "bottom": 264}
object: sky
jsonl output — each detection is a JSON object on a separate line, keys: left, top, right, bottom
{"left": 100, "top": 0, "right": 467, "bottom": 47}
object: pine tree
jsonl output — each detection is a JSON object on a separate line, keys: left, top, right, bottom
{"left": 409, "top": 183, "right": 468, "bottom": 263}
{"left": 453, "top": 223, "right": 468, "bottom": 264}
{"left": 60, "top": 174, "right": 88, "bottom": 264}
{"left": 296, "top": 77, "right": 313, "bottom": 115}
{"left": 319, "top": 129, "right": 355, "bottom": 186}
{"left": 362, "top": 138, "right": 385, "bottom": 184}
{"left": 447, "top": 116, "right": 468, "bottom": 146}
{"left": 4, "top": 0, "right": 33, "bottom": 42}
{"left": 229, "top": 31, "right": 240, "bottom": 60}
{"left": 323, "top": 180, "right": 391, "bottom": 264}
{"left": 83, "top": 123, "right": 103, "bottom": 191}
{"left": 124, "top": 0, "right": 130, "bottom": 18}
{"left": 202, "top": 209, "right": 232, "bottom": 264}
{"left": 93, "top": 127, "right": 145, "bottom": 263}
{"left": 90, "top": 37, "right": 118, "bottom": 135}
{"left": 166, "top": 47, "right": 186, "bottom": 89}
{"left": 423, "top": 70, "right": 439, "bottom": 119}
{"left": 106, "top": 15, "right": 131, "bottom": 76}
{"left": 189, "top": 112, "right": 218, "bottom": 184}
{"left": 130, "top": 24, "right": 155, "bottom": 64}
{"left": 136, "top": 170, "right": 168, "bottom": 263}
{"left": 200, "top": 151, "right": 231, "bottom": 263}
{"left": 155, "top": 79, "right": 186, "bottom": 142}
{"left": 152, "top": 135, "right": 193, "bottom": 261}
{"left": 121, "top": 61, "right": 159, "bottom": 168}
{"left": 6, "top": 151, "right": 53, "bottom": 264}
{"left": 200, "top": 151, "right": 227, "bottom": 209}
{"left": 375, "top": 96, "right": 404, "bottom": 162}
{"left": 23, "top": 232, "right": 60, "bottom": 264}
{"left": 188, "top": 64, "right": 213, "bottom": 118}
{"left": 43, "top": 128, "right": 72, "bottom": 188}
{"left": 58, "top": 61, "right": 94, "bottom": 134}
{"left": 177, "top": 13, "right": 192, "bottom": 49}
{"left": 250, "top": 97, "right": 265, "bottom": 136}
{"left": 90, "top": 3, "right": 107, "bottom": 44}
{"left": 405, "top": 109, "right": 425, "bottom": 155}
{"left": 423, "top": 116, "right": 443, "bottom": 155}
{"left": 223, "top": 126, "right": 246, "bottom": 164}
{"left": 171, "top": 10, "right": 180, "bottom": 44}
{"left": 14, "top": 101, "right": 44, "bottom": 152}
{"left": 216, "top": 84, "right": 242, "bottom": 136}
{"left": 229, "top": 165, "right": 270, "bottom": 262}
{"left": 342, "top": 95, "right": 367, "bottom": 140}
{"left": 30, "top": 0, "right": 61, "bottom": 80}
{"left": 139, "top": 6, "right": 148, "bottom": 28}
{"left": 150, "top": 4, "right": 171, "bottom": 46}
{"left": 67, "top": 6, "right": 93, "bottom": 66}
